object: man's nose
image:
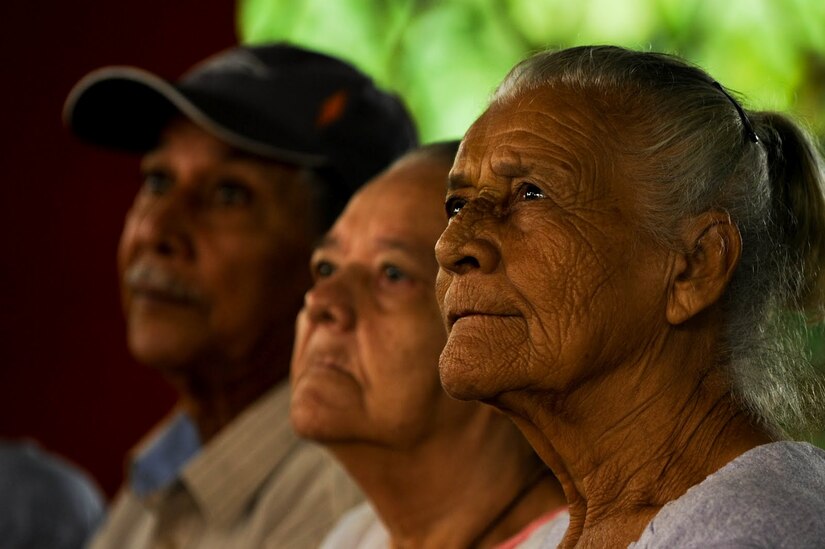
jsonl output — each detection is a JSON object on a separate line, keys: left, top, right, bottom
{"left": 303, "top": 272, "right": 357, "bottom": 331}
{"left": 128, "top": 193, "right": 194, "bottom": 259}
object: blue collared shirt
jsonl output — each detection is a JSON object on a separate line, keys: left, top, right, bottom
{"left": 129, "top": 412, "right": 201, "bottom": 498}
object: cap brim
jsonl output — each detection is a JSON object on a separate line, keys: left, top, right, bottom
{"left": 63, "top": 67, "right": 326, "bottom": 166}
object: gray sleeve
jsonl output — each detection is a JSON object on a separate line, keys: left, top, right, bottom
{"left": 630, "top": 442, "right": 825, "bottom": 549}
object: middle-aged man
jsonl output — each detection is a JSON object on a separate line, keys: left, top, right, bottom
{"left": 63, "top": 42, "right": 417, "bottom": 548}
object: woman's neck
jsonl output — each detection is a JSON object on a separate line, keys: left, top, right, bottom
{"left": 328, "top": 407, "right": 566, "bottom": 548}
{"left": 498, "top": 333, "right": 773, "bottom": 549}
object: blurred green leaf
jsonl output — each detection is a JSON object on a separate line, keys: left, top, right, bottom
{"left": 238, "top": 0, "right": 825, "bottom": 142}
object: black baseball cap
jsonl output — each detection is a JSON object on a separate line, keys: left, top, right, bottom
{"left": 63, "top": 42, "right": 418, "bottom": 197}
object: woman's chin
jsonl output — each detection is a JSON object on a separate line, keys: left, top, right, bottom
{"left": 438, "top": 350, "right": 502, "bottom": 402}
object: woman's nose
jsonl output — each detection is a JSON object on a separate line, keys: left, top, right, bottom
{"left": 435, "top": 213, "right": 502, "bottom": 276}
{"left": 303, "top": 274, "right": 356, "bottom": 331}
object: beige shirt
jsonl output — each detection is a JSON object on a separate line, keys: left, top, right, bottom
{"left": 89, "top": 383, "right": 362, "bottom": 549}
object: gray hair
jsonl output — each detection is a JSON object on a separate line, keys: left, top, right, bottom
{"left": 493, "top": 45, "right": 825, "bottom": 437}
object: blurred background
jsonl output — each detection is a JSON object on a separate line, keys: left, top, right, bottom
{"left": 241, "top": 0, "right": 825, "bottom": 143}
{"left": 1, "top": 0, "right": 823, "bottom": 499}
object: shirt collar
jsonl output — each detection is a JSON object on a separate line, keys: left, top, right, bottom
{"left": 129, "top": 411, "right": 202, "bottom": 498}
{"left": 180, "top": 383, "right": 298, "bottom": 528}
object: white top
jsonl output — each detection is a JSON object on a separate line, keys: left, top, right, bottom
{"left": 322, "top": 501, "right": 570, "bottom": 549}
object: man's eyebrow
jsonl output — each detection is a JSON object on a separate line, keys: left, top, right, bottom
{"left": 140, "top": 149, "right": 165, "bottom": 169}
{"left": 314, "top": 234, "right": 339, "bottom": 251}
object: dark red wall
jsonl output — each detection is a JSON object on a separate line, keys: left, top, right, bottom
{"left": 0, "top": 1, "right": 237, "bottom": 498}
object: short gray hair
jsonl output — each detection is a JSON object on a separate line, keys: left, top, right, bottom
{"left": 493, "top": 45, "right": 825, "bottom": 437}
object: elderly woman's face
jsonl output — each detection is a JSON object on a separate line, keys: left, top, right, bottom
{"left": 290, "top": 156, "right": 470, "bottom": 447}
{"left": 435, "top": 88, "right": 670, "bottom": 403}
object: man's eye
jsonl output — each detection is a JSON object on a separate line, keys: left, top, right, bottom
{"left": 214, "top": 180, "right": 253, "bottom": 206}
{"left": 142, "top": 172, "right": 172, "bottom": 195}
{"left": 518, "top": 183, "right": 545, "bottom": 201}
{"left": 445, "top": 196, "right": 467, "bottom": 219}
{"left": 382, "top": 264, "right": 408, "bottom": 283}
{"left": 313, "top": 260, "right": 335, "bottom": 279}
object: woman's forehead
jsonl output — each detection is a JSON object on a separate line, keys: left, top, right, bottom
{"left": 453, "top": 89, "right": 617, "bottom": 190}
{"left": 324, "top": 161, "right": 448, "bottom": 253}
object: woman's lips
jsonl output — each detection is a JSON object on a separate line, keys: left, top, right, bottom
{"left": 448, "top": 311, "right": 522, "bottom": 330}
{"left": 301, "top": 337, "right": 355, "bottom": 375}
{"left": 297, "top": 349, "right": 359, "bottom": 388}
{"left": 441, "top": 280, "right": 522, "bottom": 329}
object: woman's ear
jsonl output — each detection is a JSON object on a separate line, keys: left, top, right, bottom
{"left": 666, "top": 211, "right": 742, "bottom": 325}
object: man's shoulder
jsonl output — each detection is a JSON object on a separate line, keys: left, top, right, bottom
{"left": 91, "top": 386, "right": 363, "bottom": 549}
{"left": 86, "top": 488, "right": 153, "bottom": 549}
{"left": 631, "top": 441, "right": 825, "bottom": 548}
{"left": 256, "top": 438, "right": 363, "bottom": 538}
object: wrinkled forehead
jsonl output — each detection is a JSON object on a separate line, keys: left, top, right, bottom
{"left": 451, "top": 87, "right": 618, "bottom": 194}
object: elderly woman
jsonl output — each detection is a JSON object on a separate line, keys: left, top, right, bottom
{"left": 290, "top": 142, "right": 567, "bottom": 548}
{"left": 435, "top": 46, "right": 825, "bottom": 548}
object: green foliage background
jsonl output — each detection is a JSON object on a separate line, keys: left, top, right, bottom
{"left": 239, "top": 0, "right": 825, "bottom": 143}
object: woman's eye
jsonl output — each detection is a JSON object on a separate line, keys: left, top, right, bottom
{"left": 445, "top": 196, "right": 467, "bottom": 219}
{"left": 382, "top": 264, "right": 408, "bottom": 283}
{"left": 313, "top": 260, "right": 335, "bottom": 279}
{"left": 214, "top": 180, "right": 253, "bottom": 206}
{"left": 142, "top": 171, "right": 172, "bottom": 196}
{"left": 518, "top": 183, "right": 545, "bottom": 201}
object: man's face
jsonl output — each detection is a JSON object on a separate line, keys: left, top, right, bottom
{"left": 117, "top": 118, "right": 316, "bottom": 380}
{"left": 290, "top": 156, "right": 471, "bottom": 448}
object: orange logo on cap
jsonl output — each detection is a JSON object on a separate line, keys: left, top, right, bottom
{"left": 316, "top": 89, "right": 348, "bottom": 128}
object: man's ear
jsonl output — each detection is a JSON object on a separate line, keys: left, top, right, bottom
{"left": 667, "top": 211, "right": 742, "bottom": 325}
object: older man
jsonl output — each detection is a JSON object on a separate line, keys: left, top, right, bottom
{"left": 64, "top": 42, "right": 416, "bottom": 548}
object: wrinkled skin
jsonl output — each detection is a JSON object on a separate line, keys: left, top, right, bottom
{"left": 290, "top": 155, "right": 467, "bottom": 448}
{"left": 118, "top": 118, "right": 316, "bottom": 439}
{"left": 435, "top": 88, "right": 770, "bottom": 548}
{"left": 436, "top": 89, "right": 669, "bottom": 404}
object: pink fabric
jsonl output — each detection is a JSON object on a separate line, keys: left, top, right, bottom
{"left": 495, "top": 507, "right": 568, "bottom": 549}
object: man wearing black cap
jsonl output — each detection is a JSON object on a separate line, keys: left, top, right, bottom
{"left": 64, "top": 43, "right": 417, "bottom": 548}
